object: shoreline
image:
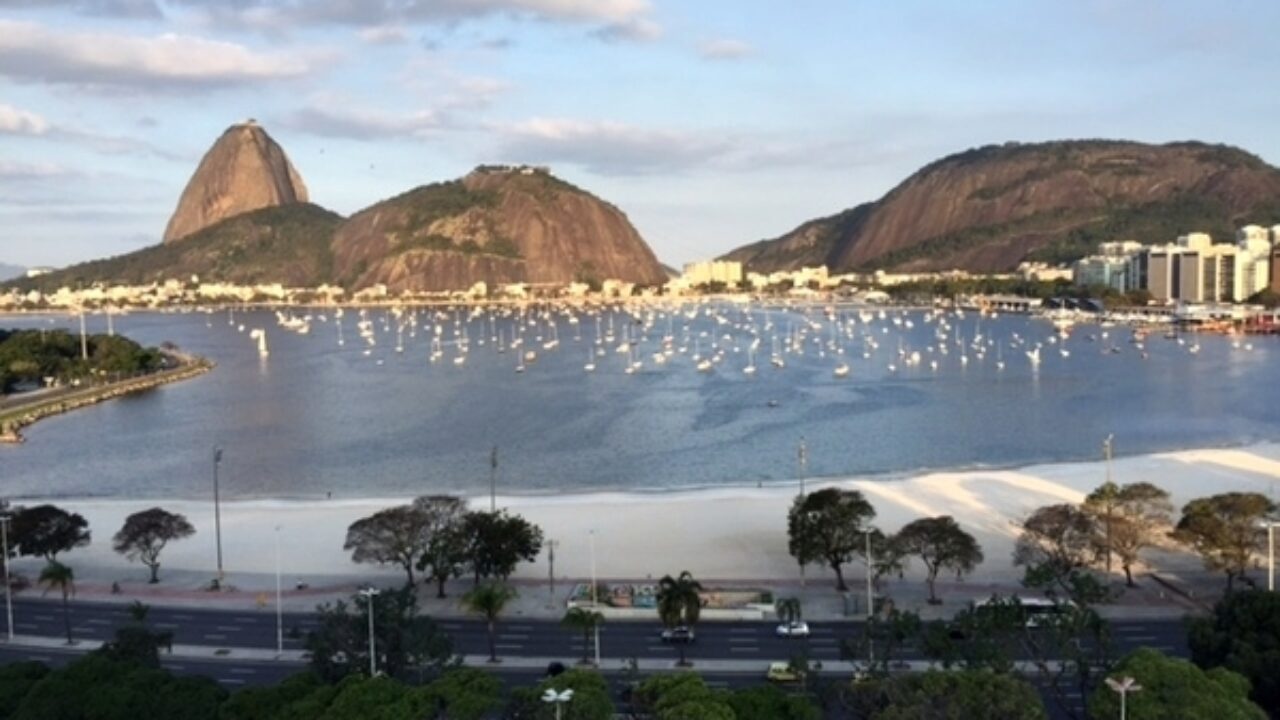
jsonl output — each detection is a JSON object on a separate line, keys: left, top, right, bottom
{"left": 8, "top": 440, "right": 1278, "bottom": 587}
{"left": 0, "top": 352, "right": 214, "bottom": 444}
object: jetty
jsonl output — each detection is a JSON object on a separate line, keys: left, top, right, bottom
{"left": 0, "top": 352, "right": 213, "bottom": 444}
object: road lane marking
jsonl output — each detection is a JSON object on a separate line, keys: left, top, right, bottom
{"left": 230, "top": 668, "right": 256, "bottom": 675}
{"left": 28, "top": 656, "right": 51, "bottom": 662}
{"left": 167, "top": 664, "right": 187, "bottom": 671}
{"left": 34, "top": 615, "right": 54, "bottom": 622}
{"left": 86, "top": 618, "right": 112, "bottom": 626}
{"left": 499, "top": 634, "right": 531, "bottom": 640}
{"left": 495, "top": 644, "right": 524, "bottom": 650}
{"left": 1120, "top": 635, "right": 1158, "bottom": 642}
{"left": 233, "top": 617, "right": 257, "bottom": 624}
{"left": 729, "top": 647, "right": 760, "bottom": 653}
{"left": 16, "top": 623, "right": 37, "bottom": 630}
{"left": 155, "top": 623, "right": 179, "bottom": 629}
{"left": 728, "top": 637, "right": 757, "bottom": 643}
{"left": 218, "top": 678, "right": 246, "bottom": 685}
{"left": 215, "top": 626, "right": 242, "bottom": 632}
{"left": 203, "top": 634, "right": 227, "bottom": 640}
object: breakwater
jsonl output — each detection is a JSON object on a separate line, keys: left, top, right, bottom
{"left": 0, "top": 353, "right": 213, "bottom": 444}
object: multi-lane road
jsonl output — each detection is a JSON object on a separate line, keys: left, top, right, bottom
{"left": 0, "top": 596, "right": 1190, "bottom": 690}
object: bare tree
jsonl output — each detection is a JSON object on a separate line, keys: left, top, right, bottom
{"left": 894, "top": 516, "right": 984, "bottom": 604}
{"left": 344, "top": 505, "right": 430, "bottom": 586}
{"left": 112, "top": 508, "right": 195, "bottom": 583}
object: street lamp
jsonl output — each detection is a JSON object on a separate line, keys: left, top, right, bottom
{"left": 864, "top": 528, "right": 875, "bottom": 667}
{"left": 798, "top": 437, "right": 808, "bottom": 588}
{"left": 546, "top": 539, "right": 559, "bottom": 603}
{"left": 1257, "top": 519, "right": 1280, "bottom": 592}
{"left": 1105, "top": 675, "right": 1142, "bottom": 720}
{"left": 541, "top": 688, "right": 574, "bottom": 720}
{"left": 213, "top": 446, "right": 224, "bottom": 584}
{"left": 1, "top": 514, "right": 12, "bottom": 642}
{"left": 359, "top": 587, "right": 381, "bottom": 677}
{"left": 274, "top": 525, "right": 283, "bottom": 656}
{"left": 1103, "top": 434, "right": 1115, "bottom": 573}
{"left": 588, "top": 529, "right": 600, "bottom": 666}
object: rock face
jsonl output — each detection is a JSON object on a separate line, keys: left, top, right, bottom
{"left": 724, "top": 140, "right": 1280, "bottom": 273}
{"left": 331, "top": 167, "right": 668, "bottom": 292}
{"left": 163, "top": 121, "right": 309, "bottom": 244}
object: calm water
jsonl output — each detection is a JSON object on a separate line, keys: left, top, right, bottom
{"left": 2, "top": 304, "right": 1277, "bottom": 500}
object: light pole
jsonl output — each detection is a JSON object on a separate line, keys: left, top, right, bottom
{"left": 864, "top": 528, "right": 874, "bottom": 667}
{"left": 588, "top": 529, "right": 600, "bottom": 666}
{"left": 1258, "top": 519, "right": 1279, "bottom": 592}
{"left": 798, "top": 437, "right": 808, "bottom": 588}
{"left": 1, "top": 514, "right": 12, "bottom": 642}
{"left": 274, "top": 525, "right": 283, "bottom": 656}
{"left": 541, "top": 688, "right": 574, "bottom": 720}
{"left": 489, "top": 446, "right": 498, "bottom": 513}
{"left": 1103, "top": 434, "right": 1114, "bottom": 573}
{"left": 1105, "top": 675, "right": 1142, "bottom": 720}
{"left": 359, "top": 587, "right": 381, "bottom": 677}
{"left": 547, "top": 539, "right": 559, "bottom": 603}
{"left": 213, "top": 446, "right": 224, "bottom": 584}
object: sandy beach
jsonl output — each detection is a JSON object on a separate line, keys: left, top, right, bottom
{"left": 10, "top": 442, "right": 1277, "bottom": 593}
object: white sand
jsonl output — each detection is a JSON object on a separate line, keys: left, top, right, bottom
{"left": 15, "top": 443, "right": 1280, "bottom": 587}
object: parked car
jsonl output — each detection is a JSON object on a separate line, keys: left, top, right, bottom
{"left": 775, "top": 621, "right": 810, "bottom": 638}
{"left": 660, "top": 626, "right": 696, "bottom": 643}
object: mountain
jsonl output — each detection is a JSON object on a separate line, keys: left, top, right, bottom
{"left": 330, "top": 166, "right": 667, "bottom": 292}
{"left": 0, "top": 263, "right": 24, "bottom": 282}
{"left": 10, "top": 204, "right": 342, "bottom": 293}
{"left": 163, "top": 121, "right": 309, "bottom": 244}
{"left": 724, "top": 140, "right": 1280, "bottom": 273}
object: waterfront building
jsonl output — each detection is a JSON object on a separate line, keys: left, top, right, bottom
{"left": 1271, "top": 245, "right": 1280, "bottom": 293}
{"left": 681, "top": 260, "right": 743, "bottom": 288}
{"left": 1072, "top": 256, "right": 1130, "bottom": 292}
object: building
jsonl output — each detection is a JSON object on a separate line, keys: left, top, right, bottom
{"left": 1145, "top": 245, "right": 1181, "bottom": 302}
{"left": 681, "top": 260, "right": 743, "bottom": 288}
{"left": 1272, "top": 245, "right": 1280, "bottom": 293}
{"left": 1072, "top": 256, "right": 1129, "bottom": 292}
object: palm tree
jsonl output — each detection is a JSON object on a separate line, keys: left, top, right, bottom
{"left": 462, "top": 583, "right": 517, "bottom": 663}
{"left": 657, "top": 570, "right": 703, "bottom": 666}
{"left": 39, "top": 560, "right": 75, "bottom": 645}
{"left": 562, "top": 607, "right": 605, "bottom": 665}
{"left": 776, "top": 597, "right": 802, "bottom": 627}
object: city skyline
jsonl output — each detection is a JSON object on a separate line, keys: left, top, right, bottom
{"left": 3, "top": 1, "right": 1280, "bottom": 269}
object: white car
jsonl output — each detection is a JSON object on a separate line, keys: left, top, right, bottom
{"left": 775, "top": 621, "right": 810, "bottom": 638}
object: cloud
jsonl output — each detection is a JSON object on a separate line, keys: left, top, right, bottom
{"left": 358, "top": 24, "right": 408, "bottom": 45}
{"left": 0, "top": 160, "right": 78, "bottom": 181}
{"left": 283, "top": 104, "right": 442, "bottom": 141}
{"left": 173, "top": 0, "right": 660, "bottom": 40}
{"left": 0, "top": 103, "right": 51, "bottom": 135}
{"left": 591, "top": 17, "right": 662, "bottom": 43}
{"left": 698, "top": 38, "right": 752, "bottom": 60}
{"left": 0, "top": 19, "right": 317, "bottom": 91}
{"left": 0, "top": 0, "right": 163, "bottom": 19}
{"left": 497, "top": 118, "right": 731, "bottom": 175}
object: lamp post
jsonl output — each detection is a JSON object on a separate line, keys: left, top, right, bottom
{"left": 213, "top": 446, "right": 224, "bottom": 583}
{"left": 274, "top": 525, "right": 283, "bottom": 656}
{"left": 1103, "top": 434, "right": 1115, "bottom": 573}
{"left": 1258, "top": 519, "right": 1279, "bottom": 592}
{"left": 547, "top": 539, "right": 559, "bottom": 603}
{"left": 1105, "top": 675, "right": 1141, "bottom": 720}
{"left": 1, "top": 514, "right": 12, "bottom": 642}
{"left": 864, "top": 528, "right": 874, "bottom": 667}
{"left": 489, "top": 446, "right": 498, "bottom": 513}
{"left": 359, "top": 587, "right": 381, "bottom": 676}
{"left": 588, "top": 529, "right": 600, "bottom": 666}
{"left": 541, "top": 688, "right": 574, "bottom": 720}
{"left": 798, "top": 437, "right": 808, "bottom": 588}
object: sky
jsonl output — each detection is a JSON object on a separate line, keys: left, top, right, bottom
{"left": 2, "top": 0, "right": 1280, "bottom": 270}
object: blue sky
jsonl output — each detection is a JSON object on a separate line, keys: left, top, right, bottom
{"left": 2, "top": 0, "right": 1279, "bottom": 269}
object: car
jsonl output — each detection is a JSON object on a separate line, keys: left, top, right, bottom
{"left": 660, "top": 626, "right": 696, "bottom": 643}
{"left": 775, "top": 621, "right": 810, "bottom": 638}
{"left": 766, "top": 662, "right": 802, "bottom": 683}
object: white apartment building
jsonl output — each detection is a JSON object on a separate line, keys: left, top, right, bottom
{"left": 681, "top": 260, "right": 743, "bottom": 287}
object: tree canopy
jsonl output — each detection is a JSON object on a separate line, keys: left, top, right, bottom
{"left": 11, "top": 505, "right": 90, "bottom": 561}
{"left": 112, "top": 507, "right": 195, "bottom": 584}
{"left": 344, "top": 506, "right": 431, "bottom": 586}
{"left": 893, "top": 515, "right": 984, "bottom": 604}
{"left": 1088, "top": 647, "right": 1266, "bottom": 720}
{"left": 462, "top": 510, "right": 543, "bottom": 583}
{"left": 1172, "top": 493, "right": 1275, "bottom": 591}
{"left": 844, "top": 670, "right": 1047, "bottom": 720}
{"left": 787, "top": 488, "right": 877, "bottom": 591}
{"left": 305, "top": 587, "right": 454, "bottom": 684}
{"left": 1187, "top": 590, "right": 1280, "bottom": 715}
{"left": 1084, "top": 482, "right": 1172, "bottom": 587}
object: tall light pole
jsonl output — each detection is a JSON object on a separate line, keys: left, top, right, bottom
{"left": 359, "top": 587, "right": 381, "bottom": 677}
{"left": 864, "top": 528, "right": 874, "bottom": 667}
{"left": 274, "top": 525, "right": 283, "bottom": 656}
{"left": 1103, "top": 434, "right": 1115, "bottom": 573}
{"left": 1105, "top": 676, "right": 1141, "bottom": 720}
{"left": 213, "top": 446, "right": 224, "bottom": 583}
{"left": 588, "top": 530, "right": 600, "bottom": 666}
{"left": 1, "top": 515, "right": 12, "bottom": 642}
{"left": 489, "top": 446, "right": 498, "bottom": 513}
{"left": 541, "top": 688, "right": 574, "bottom": 720}
{"left": 798, "top": 437, "right": 808, "bottom": 588}
{"left": 78, "top": 308, "right": 88, "bottom": 361}
{"left": 547, "top": 539, "right": 559, "bottom": 603}
{"left": 1258, "top": 519, "right": 1279, "bottom": 592}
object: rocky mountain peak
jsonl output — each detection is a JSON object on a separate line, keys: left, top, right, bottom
{"left": 163, "top": 121, "right": 309, "bottom": 244}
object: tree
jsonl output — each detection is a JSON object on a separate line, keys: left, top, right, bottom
{"left": 1088, "top": 647, "right": 1266, "bottom": 720}
{"left": 112, "top": 508, "right": 195, "bottom": 584}
{"left": 776, "top": 597, "right": 802, "bottom": 626}
{"left": 96, "top": 601, "right": 173, "bottom": 667}
{"left": 462, "top": 510, "right": 543, "bottom": 584}
{"left": 1188, "top": 590, "right": 1280, "bottom": 714}
{"left": 727, "top": 685, "right": 820, "bottom": 720}
{"left": 657, "top": 571, "right": 703, "bottom": 667}
{"left": 418, "top": 667, "right": 504, "bottom": 720}
{"left": 11, "top": 505, "right": 90, "bottom": 561}
{"left": 462, "top": 583, "right": 517, "bottom": 663}
{"left": 633, "top": 673, "right": 733, "bottom": 720}
{"left": 1172, "top": 493, "right": 1275, "bottom": 591}
{"left": 845, "top": 670, "right": 1048, "bottom": 720}
{"left": 305, "top": 586, "right": 454, "bottom": 683}
{"left": 893, "top": 516, "right": 984, "bottom": 604}
{"left": 1085, "top": 482, "right": 1172, "bottom": 587}
{"left": 1014, "top": 503, "right": 1099, "bottom": 598}
{"left": 1083, "top": 481, "right": 1121, "bottom": 575}
{"left": 38, "top": 560, "right": 75, "bottom": 645}
{"left": 5, "top": 653, "right": 226, "bottom": 720}
{"left": 343, "top": 505, "right": 430, "bottom": 587}
{"left": 413, "top": 495, "right": 470, "bottom": 598}
{"left": 787, "top": 488, "right": 876, "bottom": 591}
{"left": 562, "top": 607, "right": 605, "bottom": 666}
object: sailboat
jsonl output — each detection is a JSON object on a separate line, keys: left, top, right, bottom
{"left": 743, "top": 343, "right": 757, "bottom": 376}
{"left": 584, "top": 345, "right": 596, "bottom": 373}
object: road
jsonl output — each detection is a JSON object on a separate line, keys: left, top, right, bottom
{"left": 1, "top": 596, "right": 1189, "bottom": 675}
